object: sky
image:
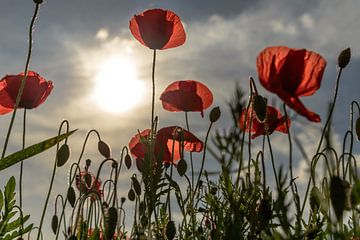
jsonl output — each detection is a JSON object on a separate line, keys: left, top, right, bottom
{"left": 0, "top": 0, "right": 359, "bottom": 238}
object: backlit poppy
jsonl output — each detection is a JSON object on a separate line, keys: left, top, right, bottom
{"left": 0, "top": 71, "right": 53, "bottom": 115}
{"left": 160, "top": 80, "right": 213, "bottom": 117}
{"left": 129, "top": 126, "right": 203, "bottom": 163}
{"left": 256, "top": 46, "right": 326, "bottom": 122}
{"left": 238, "top": 105, "right": 290, "bottom": 139}
{"left": 75, "top": 171, "right": 103, "bottom": 200}
{"left": 129, "top": 9, "right": 186, "bottom": 50}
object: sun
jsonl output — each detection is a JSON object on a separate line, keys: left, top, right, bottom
{"left": 90, "top": 54, "right": 145, "bottom": 114}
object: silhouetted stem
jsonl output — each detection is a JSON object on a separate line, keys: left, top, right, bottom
{"left": 193, "top": 122, "right": 213, "bottom": 198}
{"left": 18, "top": 109, "right": 26, "bottom": 238}
{"left": 151, "top": 49, "right": 157, "bottom": 132}
{"left": 185, "top": 112, "right": 195, "bottom": 189}
{"left": 266, "top": 135, "right": 279, "bottom": 189}
{"left": 301, "top": 67, "right": 344, "bottom": 218}
{"left": 1, "top": 3, "right": 40, "bottom": 159}
{"left": 19, "top": 109, "right": 26, "bottom": 210}
{"left": 38, "top": 120, "right": 69, "bottom": 240}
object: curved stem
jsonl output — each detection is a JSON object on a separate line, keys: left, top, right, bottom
{"left": 1, "top": 3, "right": 40, "bottom": 159}
{"left": 193, "top": 122, "right": 213, "bottom": 199}
{"left": 315, "top": 68, "right": 343, "bottom": 155}
{"left": 37, "top": 120, "right": 69, "bottom": 240}
{"left": 301, "top": 67, "right": 344, "bottom": 217}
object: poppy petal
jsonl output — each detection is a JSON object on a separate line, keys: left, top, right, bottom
{"left": 161, "top": 11, "right": 186, "bottom": 50}
{"left": 129, "top": 129, "right": 151, "bottom": 160}
{"left": 0, "top": 80, "right": 15, "bottom": 114}
{"left": 238, "top": 105, "right": 290, "bottom": 139}
{"left": 257, "top": 46, "right": 326, "bottom": 122}
{"left": 160, "top": 80, "right": 213, "bottom": 117}
{"left": 0, "top": 71, "right": 53, "bottom": 113}
{"left": 129, "top": 9, "right": 185, "bottom": 50}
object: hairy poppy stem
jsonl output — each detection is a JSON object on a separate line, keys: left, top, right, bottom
{"left": 266, "top": 135, "right": 279, "bottom": 189}
{"left": 1, "top": 3, "right": 40, "bottom": 159}
{"left": 38, "top": 120, "right": 69, "bottom": 240}
{"left": 185, "top": 112, "right": 195, "bottom": 189}
{"left": 300, "top": 67, "right": 344, "bottom": 218}
{"left": 18, "top": 109, "right": 27, "bottom": 237}
{"left": 151, "top": 49, "right": 157, "bottom": 133}
{"left": 235, "top": 84, "right": 254, "bottom": 189}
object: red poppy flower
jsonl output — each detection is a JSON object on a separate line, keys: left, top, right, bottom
{"left": 160, "top": 80, "right": 213, "bottom": 117}
{"left": 256, "top": 46, "right": 326, "bottom": 122}
{"left": 0, "top": 71, "right": 53, "bottom": 115}
{"left": 75, "top": 171, "right": 103, "bottom": 199}
{"left": 129, "top": 126, "right": 203, "bottom": 163}
{"left": 129, "top": 9, "right": 186, "bottom": 50}
{"left": 238, "top": 105, "right": 290, "bottom": 139}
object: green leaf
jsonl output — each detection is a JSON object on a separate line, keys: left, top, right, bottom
{"left": 89, "top": 227, "right": 100, "bottom": 240}
{"left": 4, "top": 214, "right": 30, "bottom": 233}
{"left": 351, "top": 180, "right": 360, "bottom": 207}
{"left": 0, "top": 191, "right": 3, "bottom": 210}
{"left": 5, "top": 177, "right": 15, "bottom": 203}
{"left": 0, "top": 130, "right": 77, "bottom": 171}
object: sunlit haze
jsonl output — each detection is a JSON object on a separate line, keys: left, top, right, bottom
{"left": 90, "top": 54, "right": 145, "bottom": 114}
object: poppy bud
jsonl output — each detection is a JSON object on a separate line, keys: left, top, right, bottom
{"left": 128, "top": 188, "right": 135, "bottom": 201}
{"left": 33, "top": 0, "right": 43, "bottom": 4}
{"left": 330, "top": 176, "right": 346, "bottom": 221}
{"left": 121, "top": 197, "right": 126, "bottom": 204}
{"left": 166, "top": 221, "right": 176, "bottom": 240}
{"left": 51, "top": 215, "right": 59, "bottom": 234}
{"left": 355, "top": 118, "right": 360, "bottom": 140}
{"left": 131, "top": 176, "right": 141, "bottom": 196}
{"left": 67, "top": 186, "right": 76, "bottom": 208}
{"left": 85, "top": 159, "right": 91, "bottom": 167}
{"left": 98, "top": 140, "right": 111, "bottom": 158}
{"left": 253, "top": 95, "right": 267, "bottom": 122}
{"left": 112, "top": 161, "right": 118, "bottom": 169}
{"left": 338, "top": 47, "right": 351, "bottom": 68}
{"left": 210, "top": 106, "right": 221, "bottom": 123}
{"left": 125, "top": 154, "right": 132, "bottom": 169}
{"left": 177, "top": 159, "right": 187, "bottom": 176}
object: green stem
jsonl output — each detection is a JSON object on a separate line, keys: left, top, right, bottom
{"left": 1, "top": 3, "right": 40, "bottom": 159}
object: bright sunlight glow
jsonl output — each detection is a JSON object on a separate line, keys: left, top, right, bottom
{"left": 91, "top": 55, "right": 145, "bottom": 114}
